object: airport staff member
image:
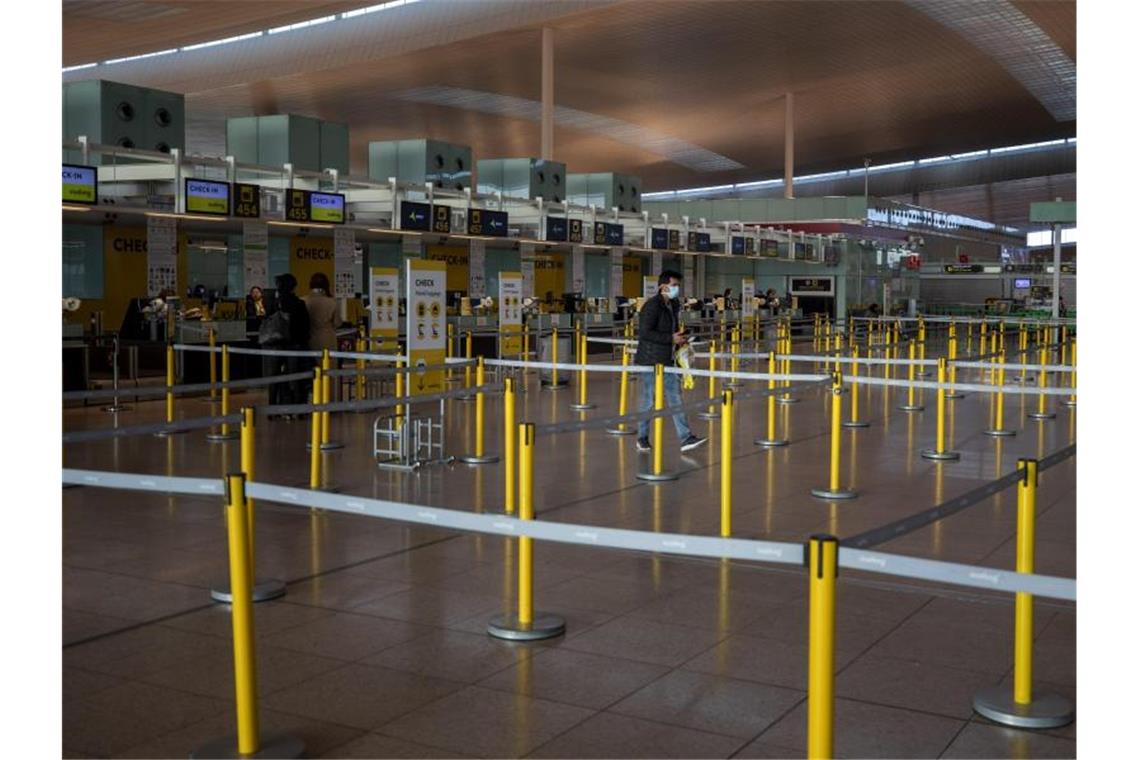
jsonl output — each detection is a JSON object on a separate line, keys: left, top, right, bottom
{"left": 634, "top": 270, "right": 707, "bottom": 453}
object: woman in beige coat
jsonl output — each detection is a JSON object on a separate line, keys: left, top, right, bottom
{"left": 303, "top": 272, "right": 339, "bottom": 352}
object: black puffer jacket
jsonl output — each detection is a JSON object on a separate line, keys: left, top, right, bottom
{"left": 634, "top": 294, "right": 680, "bottom": 366}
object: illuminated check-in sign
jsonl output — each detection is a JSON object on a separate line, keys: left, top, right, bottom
{"left": 285, "top": 189, "right": 311, "bottom": 222}
{"left": 401, "top": 201, "right": 431, "bottom": 231}
{"left": 594, "top": 222, "right": 624, "bottom": 246}
{"left": 651, "top": 228, "right": 669, "bottom": 250}
{"left": 469, "top": 209, "right": 508, "bottom": 237}
{"left": 63, "top": 164, "right": 97, "bottom": 204}
{"left": 546, "top": 216, "right": 568, "bottom": 242}
{"left": 185, "top": 178, "right": 231, "bottom": 216}
{"left": 309, "top": 191, "right": 345, "bottom": 224}
{"left": 232, "top": 183, "right": 261, "bottom": 218}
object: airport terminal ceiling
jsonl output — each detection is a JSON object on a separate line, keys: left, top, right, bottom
{"left": 62, "top": 0, "right": 1075, "bottom": 192}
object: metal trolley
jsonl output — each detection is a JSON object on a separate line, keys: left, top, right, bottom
{"left": 372, "top": 395, "right": 453, "bottom": 471}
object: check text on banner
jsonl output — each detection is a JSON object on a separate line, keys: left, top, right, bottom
{"left": 406, "top": 259, "right": 447, "bottom": 395}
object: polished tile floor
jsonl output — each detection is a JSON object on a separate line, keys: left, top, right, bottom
{"left": 63, "top": 349, "right": 1076, "bottom": 758}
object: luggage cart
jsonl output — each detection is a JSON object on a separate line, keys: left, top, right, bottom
{"left": 373, "top": 396, "right": 452, "bottom": 471}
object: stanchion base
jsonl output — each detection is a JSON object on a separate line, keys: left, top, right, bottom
{"left": 606, "top": 427, "right": 636, "bottom": 436}
{"left": 899, "top": 404, "right": 925, "bottom": 412}
{"left": 487, "top": 612, "right": 566, "bottom": 641}
{"left": 102, "top": 404, "right": 131, "bottom": 413}
{"left": 725, "top": 381, "right": 743, "bottom": 389}
{"left": 945, "top": 392, "right": 965, "bottom": 400}
{"left": 307, "top": 484, "right": 340, "bottom": 494}
{"left": 696, "top": 410, "right": 720, "bottom": 420}
{"left": 209, "top": 579, "right": 287, "bottom": 604}
{"left": 921, "top": 449, "right": 961, "bottom": 461}
{"left": 972, "top": 686, "right": 1075, "bottom": 729}
{"left": 569, "top": 403, "right": 597, "bottom": 411}
{"left": 984, "top": 429, "right": 1016, "bottom": 438}
{"left": 154, "top": 429, "right": 188, "bottom": 437}
{"left": 206, "top": 431, "right": 239, "bottom": 443}
{"left": 755, "top": 438, "right": 789, "bottom": 448}
{"left": 811, "top": 488, "right": 857, "bottom": 501}
{"left": 1028, "top": 412, "right": 1057, "bottom": 420}
{"left": 192, "top": 732, "right": 305, "bottom": 759}
{"left": 541, "top": 381, "right": 569, "bottom": 390}
{"left": 636, "top": 470, "right": 680, "bottom": 482}
{"left": 776, "top": 397, "right": 800, "bottom": 405}
{"left": 917, "top": 371, "right": 932, "bottom": 378}
{"left": 1061, "top": 399, "right": 1077, "bottom": 408}
{"left": 459, "top": 454, "right": 500, "bottom": 465}
{"left": 842, "top": 420, "right": 871, "bottom": 429}
{"left": 457, "top": 394, "right": 477, "bottom": 403}
{"left": 304, "top": 441, "right": 345, "bottom": 451}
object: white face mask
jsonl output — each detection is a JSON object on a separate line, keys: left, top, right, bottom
{"left": 664, "top": 284, "right": 680, "bottom": 299}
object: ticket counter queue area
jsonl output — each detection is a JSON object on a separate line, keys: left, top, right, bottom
{"left": 62, "top": 304, "right": 1077, "bottom": 759}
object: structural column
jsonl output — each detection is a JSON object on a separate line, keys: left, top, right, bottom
{"left": 784, "top": 92, "right": 795, "bottom": 199}
{"left": 541, "top": 27, "right": 554, "bottom": 161}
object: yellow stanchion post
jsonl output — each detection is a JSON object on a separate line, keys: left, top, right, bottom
{"left": 1062, "top": 339, "right": 1076, "bottom": 408}
{"left": 697, "top": 340, "right": 720, "bottom": 420}
{"left": 503, "top": 377, "right": 516, "bottom": 513}
{"left": 917, "top": 318, "right": 930, "bottom": 377}
{"left": 156, "top": 342, "right": 186, "bottom": 437}
{"left": 727, "top": 326, "right": 741, "bottom": 388}
{"left": 1019, "top": 324, "right": 1028, "bottom": 384}
{"left": 461, "top": 356, "right": 499, "bottom": 464}
{"left": 778, "top": 321, "right": 799, "bottom": 405}
{"left": 900, "top": 339, "right": 924, "bottom": 412}
{"left": 208, "top": 327, "right": 218, "bottom": 403}
{"left": 972, "top": 459, "right": 1074, "bottom": 728}
{"left": 570, "top": 331, "right": 595, "bottom": 410}
{"left": 637, "top": 364, "right": 678, "bottom": 482}
{"left": 967, "top": 321, "right": 974, "bottom": 354}
{"left": 720, "top": 389, "right": 734, "bottom": 537}
{"left": 195, "top": 473, "right": 304, "bottom": 758}
{"left": 806, "top": 534, "right": 839, "bottom": 760}
{"left": 487, "top": 422, "right": 566, "bottom": 641}
{"left": 355, "top": 336, "right": 366, "bottom": 401}
{"left": 209, "top": 409, "right": 287, "bottom": 604}
{"left": 921, "top": 357, "right": 960, "bottom": 461}
{"left": 607, "top": 344, "right": 637, "bottom": 433}
{"left": 755, "top": 350, "right": 788, "bottom": 447}
{"left": 843, "top": 346, "right": 869, "bottom": 429}
{"left": 446, "top": 322, "right": 454, "bottom": 382}
{"left": 544, "top": 326, "right": 566, "bottom": 389}
{"left": 813, "top": 313, "right": 820, "bottom": 352}
{"left": 395, "top": 355, "right": 405, "bottom": 425}
{"left": 461, "top": 330, "right": 475, "bottom": 400}
{"left": 984, "top": 352, "right": 1015, "bottom": 437}
{"left": 207, "top": 346, "right": 238, "bottom": 442}
{"left": 824, "top": 319, "right": 832, "bottom": 371}
{"left": 945, "top": 335, "right": 964, "bottom": 400}
{"left": 1028, "top": 345, "right": 1056, "bottom": 420}
{"left": 316, "top": 348, "right": 343, "bottom": 451}
{"left": 812, "top": 371, "right": 856, "bottom": 500}
{"left": 308, "top": 368, "right": 322, "bottom": 490}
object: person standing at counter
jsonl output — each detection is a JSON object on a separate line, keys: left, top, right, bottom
{"left": 245, "top": 286, "right": 267, "bottom": 334}
{"left": 634, "top": 269, "right": 707, "bottom": 454}
{"left": 304, "top": 273, "right": 338, "bottom": 353}
{"left": 260, "top": 273, "right": 310, "bottom": 412}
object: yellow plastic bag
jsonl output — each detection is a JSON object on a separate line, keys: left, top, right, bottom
{"left": 675, "top": 343, "right": 696, "bottom": 390}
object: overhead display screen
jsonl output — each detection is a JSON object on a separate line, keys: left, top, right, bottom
{"left": 730, "top": 236, "right": 756, "bottom": 256}
{"left": 687, "top": 231, "right": 711, "bottom": 252}
{"left": 185, "top": 178, "right": 231, "bottom": 216}
{"left": 789, "top": 277, "right": 834, "bottom": 295}
{"left": 1013, "top": 278, "right": 1031, "bottom": 289}
{"left": 62, "top": 164, "right": 97, "bottom": 205}
{"left": 651, "top": 228, "right": 669, "bottom": 250}
{"left": 401, "top": 200, "right": 431, "bottom": 231}
{"left": 285, "top": 189, "right": 311, "bottom": 222}
{"left": 594, "top": 222, "right": 624, "bottom": 246}
{"left": 232, "top": 182, "right": 261, "bottom": 218}
{"left": 432, "top": 204, "right": 451, "bottom": 233}
{"left": 309, "top": 191, "right": 346, "bottom": 224}
{"left": 668, "top": 229, "right": 681, "bottom": 251}
{"left": 546, "top": 216, "right": 568, "bottom": 242}
{"left": 568, "top": 218, "right": 584, "bottom": 243}
{"left": 469, "top": 209, "right": 508, "bottom": 236}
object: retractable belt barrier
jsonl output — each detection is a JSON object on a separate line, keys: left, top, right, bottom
{"left": 262, "top": 382, "right": 504, "bottom": 418}
{"left": 842, "top": 444, "right": 1076, "bottom": 550}
{"left": 63, "top": 414, "right": 241, "bottom": 443}
{"left": 854, "top": 374, "right": 1075, "bottom": 396}
{"left": 324, "top": 361, "right": 472, "bottom": 379}
{"left": 59, "top": 467, "right": 1076, "bottom": 601}
{"left": 534, "top": 378, "right": 830, "bottom": 436}
{"left": 176, "top": 342, "right": 410, "bottom": 364}
{"left": 62, "top": 371, "right": 313, "bottom": 402}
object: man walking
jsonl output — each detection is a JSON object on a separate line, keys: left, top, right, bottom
{"left": 634, "top": 270, "right": 707, "bottom": 453}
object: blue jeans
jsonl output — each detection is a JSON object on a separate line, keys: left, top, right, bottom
{"left": 636, "top": 367, "right": 693, "bottom": 441}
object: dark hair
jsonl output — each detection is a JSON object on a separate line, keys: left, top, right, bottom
{"left": 248, "top": 286, "right": 262, "bottom": 297}
{"left": 658, "top": 269, "right": 683, "bottom": 286}
{"left": 275, "top": 273, "right": 297, "bottom": 294}
{"left": 310, "top": 272, "right": 330, "bottom": 292}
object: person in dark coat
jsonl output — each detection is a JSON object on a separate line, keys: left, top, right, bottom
{"left": 633, "top": 270, "right": 706, "bottom": 453}
{"left": 261, "top": 273, "right": 311, "bottom": 411}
